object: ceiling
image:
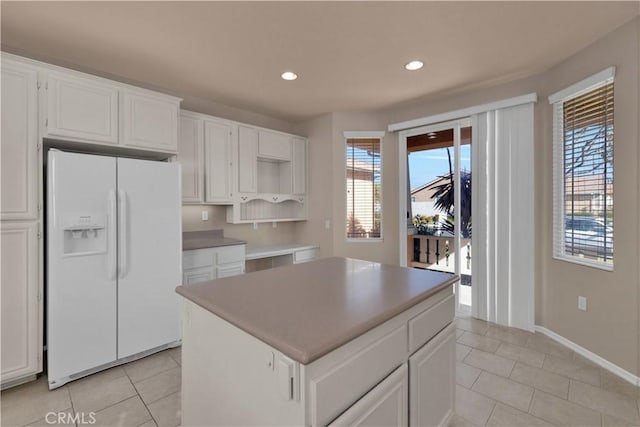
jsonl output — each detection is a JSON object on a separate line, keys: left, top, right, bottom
{"left": 1, "top": 2, "right": 637, "bottom": 122}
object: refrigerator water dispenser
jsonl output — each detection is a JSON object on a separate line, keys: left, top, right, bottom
{"left": 62, "top": 214, "right": 107, "bottom": 256}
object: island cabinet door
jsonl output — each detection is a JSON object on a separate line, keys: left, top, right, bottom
{"left": 327, "top": 363, "right": 407, "bottom": 426}
{"left": 409, "top": 322, "right": 456, "bottom": 427}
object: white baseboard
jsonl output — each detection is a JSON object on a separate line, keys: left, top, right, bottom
{"left": 534, "top": 325, "right": 640, "bottom": 387}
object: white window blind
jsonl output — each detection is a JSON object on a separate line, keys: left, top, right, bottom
{"left": 346, "top": 137, "right": 382, "bottom": 239}
{"left": 551, "top": 71, "right": 614, "bottom": 269}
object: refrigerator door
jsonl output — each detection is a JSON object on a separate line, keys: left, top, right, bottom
{"left": 116, "top": 158, "right": 182, "bottom": 358}
{"left": 47, "top": 150, "right": 117, "bottom": 386}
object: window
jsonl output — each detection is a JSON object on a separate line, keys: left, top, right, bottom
{"left": 345, "top": 133, "right": 383, "bottom": 240}
{"left": 550, "top": 68, "right": 614, "bottom": 269}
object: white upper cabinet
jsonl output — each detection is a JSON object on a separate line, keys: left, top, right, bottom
{"left": 46, "top": 72, "right": 119, "bottom": 144}
{"left": 1, "top": 60, "right": 39, "bottom": 220}
{"left": 238, "top": 126, "right": 258, "bottom": 193}
{"left": 178, "top": 113, "right": 204, "bottom": 203}
{"left": 258, "top": 130, "right": 291, "bottom": 161}
{"left": 204, "top": 119, "right": 234, "bottom": 204}
{"left": 292, "top": 138, "right": 307, "bottom": 195}
{"left": 120, "top": 90, "right": 180, "bottom": 152}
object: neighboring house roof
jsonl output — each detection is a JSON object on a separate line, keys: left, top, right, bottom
{"left": 411, "top": 176, "right": 449, "bottom": 195}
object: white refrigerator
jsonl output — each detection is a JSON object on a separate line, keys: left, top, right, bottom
{"left": 47, "top": 150, "right": 182, "bottom": 389}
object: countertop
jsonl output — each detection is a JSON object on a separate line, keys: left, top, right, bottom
{"left": 182, "top": 230, "right": 246, "bottom": 251}
{"left": 245, "top": 243, "right": 318, "bottom": 260}
{"left": 176, "top": 257, "right": 458, "bottom": 364}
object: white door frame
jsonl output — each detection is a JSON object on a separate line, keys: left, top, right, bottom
{"left": 399, "top": 118, "right": 471, "bottom": 312}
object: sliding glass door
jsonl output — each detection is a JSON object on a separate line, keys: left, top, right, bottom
{"left": 405, "top": 119, "right": 472, "bottom": 312}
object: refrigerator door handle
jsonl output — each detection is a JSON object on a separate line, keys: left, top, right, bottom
{"left": 118, "top": 190, "right": 129, "bottom": 280}
{"left": 108, "top": 189, "right": 117, "bottom": 280}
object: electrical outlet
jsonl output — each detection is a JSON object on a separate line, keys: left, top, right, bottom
{"left": 272, "top": 222, "right": 277, "bottom": 228}
{"left": 578, "top": 296, "right": 587, "bottom": 311}
{"left": 253, "top": 222, "right": 258, "bottom": 230}
{"left": 325, "top": 219, "right": 331, "bottom": 230}
{"left": 201, "top": 210, "right": 208, "bottom": 221}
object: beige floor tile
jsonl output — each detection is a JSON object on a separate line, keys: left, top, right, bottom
{"left": 147, "top": 392, "right": 181, "bottom": 427}
{"left": 600, "top": 369, "right": 640, "bottom": 400}
{"left": 24, "top": 408, "right": 75, "bottom": 427}
{"left": 510, "top": 362, "right": 569, "bottom": 399}
{"left": 486, "top": 402, "right": 555, "bottom": 426}
{"left": 0, "top": 376, "right": 72, "bottom": 427}
{"left": 137, "top": 420, "right": 158, "bottom": 427}
{"left": 464, "top": 349, "right": 515, "bottom": 377}
{"left": 572, "top": 352, "right": 601, "bottom": 369}
{"left": 601, "top": 413, "right": 640, "bottom": 427}
{"left": 92, "top": 396, "right": 152, "bottom": 427}
{"left": 456, "top": 328, "right": 465, "bottom": 339}
{"left": 455, "top": 385, "right": 496, "bottom": 426}
{"left": 496, "top": 342, "right": 545, "bottom": 368}
{"left": 456, "top": 362, "right": 481, "bottom": 388}
{"left": 455, "top": 318, "right": 490, "bottom": 335}
{"left": 448, "top": 413, "right": 480, "bottom": 427}
{"left": 166, "top": 347, "right": 181, "bottom": 366}
{"left": 457, "top": 343, "right": 472, "bottom": 361}
{"left": 457, "top": 331, "right": 502, "bottom": 353}
{"left": 543, "top": 355, "right": 601, "bottom": 387}
{"left": 526, "top": 334, "right": 573, "bottom": 360}
{"left": 484, "top": 325, "right": 531, "bottom": 347}
{"left": 123, "top": 352, "right": 178, "bottom": 384}
{"left": 530, "top": 390, "right": 601, "bottom": 426}
{"left": 68, "top": 368, "right": 136, "bottom": 413}
{"left": 471, "top": 371, "right": 534, "bottom": 412}
{"left": 134, "top": 367, "right": 181, "bottom": 405}
{"left": 569, "top": 380, "right": 640, "bottom": 424}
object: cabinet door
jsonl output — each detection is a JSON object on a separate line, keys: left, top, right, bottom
{"left": 178, "top": 114, "right": 204, "bottom": 203}
{"left": 120, "top": 90, "right": 179, "bottom": 152}
{"left": 409, "top": 323, "right": 455, "bottom": 427}
{"left": 1, "top": 222, "right": 40, "bottom": 384}
{"left": 183, "top": 266, "right": 216, "bottom": 285}
{"left": 292, "top": 138, "right": 307, "bottom": 195}
{"left": 258, "top": 130, "right": 291, "bottom": 161}
{"left": 204, "top": 120, "right": 234, "bottom": 204}
{"left": 1, "top": 60, "right": 38, "bottom": 220}
{"left": 238, "top": 126, "right": 258, "bottom": 193}
{"left": 328, "top": 364, "right": 407, "bottom": 426}
{"left": 46, "top": 72, "right": 119, "bottom": 144}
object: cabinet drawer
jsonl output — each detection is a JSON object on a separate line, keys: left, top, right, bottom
{"left": 216, "top": 263, "right": 244, "bottom": 278}
{"left": 311, "top": 325, "right": 407, "bottom": 426}
{"left": 183, "top": 249, "right": 215, "bottom": 269}
{"left": 183, "top": 266, "right": 215, "bottom": 285}
{"left": 215, "top": 245, "right": 245, "bottom": 265}
{"left": 408, "top": 294, "right": 454, "bottom": 354}
{"left": 258, "top": 131, "right": 291, "bottom": 160}
{"left": 293, "top": 248, "right": 318, "bottom": 264}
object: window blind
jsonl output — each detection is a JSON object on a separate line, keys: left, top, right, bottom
{"left": 552, "top": 79, "right": 614, "bottom": 267}
{"left": 346, "top": 138, "right": 382, "bottom": 239}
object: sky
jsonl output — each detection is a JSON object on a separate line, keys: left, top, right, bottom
{"left": 409, "top": 145, "right": 471, "bottom": 189}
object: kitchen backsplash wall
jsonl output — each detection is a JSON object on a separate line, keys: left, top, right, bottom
{"left": 182, "top": 205, "right": 298, "bottom": 246}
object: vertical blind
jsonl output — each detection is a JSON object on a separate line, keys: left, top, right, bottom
{"left": 553, "top": 81, "right": 614, "bottom": 265}
{"left": 346, "top": 138, "right": 381, "bottom": 239}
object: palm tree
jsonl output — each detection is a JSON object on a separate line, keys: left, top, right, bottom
{"left": 431, "top": 148, "right": 472, "bottom": 238}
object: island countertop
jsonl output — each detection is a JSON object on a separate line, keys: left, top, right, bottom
{"left": 176, "top": 257, "right": 458, "bottom": 364}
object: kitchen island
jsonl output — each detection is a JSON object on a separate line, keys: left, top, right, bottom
{"left": 176, "top": 257, "right": 458, "bottom": 426}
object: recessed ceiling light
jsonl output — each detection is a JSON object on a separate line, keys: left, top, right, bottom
{"left": 281, "top": 71, "right": 298, "bottom": 81}
{"left": 405, "top": 60, "right": 424, "bottom": 71}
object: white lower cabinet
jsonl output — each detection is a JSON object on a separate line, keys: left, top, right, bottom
{"left": 1, "top": 222, "right": 41, "bottom": 385}
{"left": 410, "top": 323, "right": 456, "bottom": 427}
{"left": 328, "top": 364, "right": 408, "bottom": 426}
{"left": 182, "top": 244, "right": 245, "bottom": 285}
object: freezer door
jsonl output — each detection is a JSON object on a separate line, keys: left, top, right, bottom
{"left": 47, "top": 150, "right": 117, "bottom": 386}
{"left": 116, "top": 158, "right": 182, "bottom": 358}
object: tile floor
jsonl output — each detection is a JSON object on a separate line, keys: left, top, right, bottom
{"left": 2, "top": 317, "right": 639, "bottom": 427}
